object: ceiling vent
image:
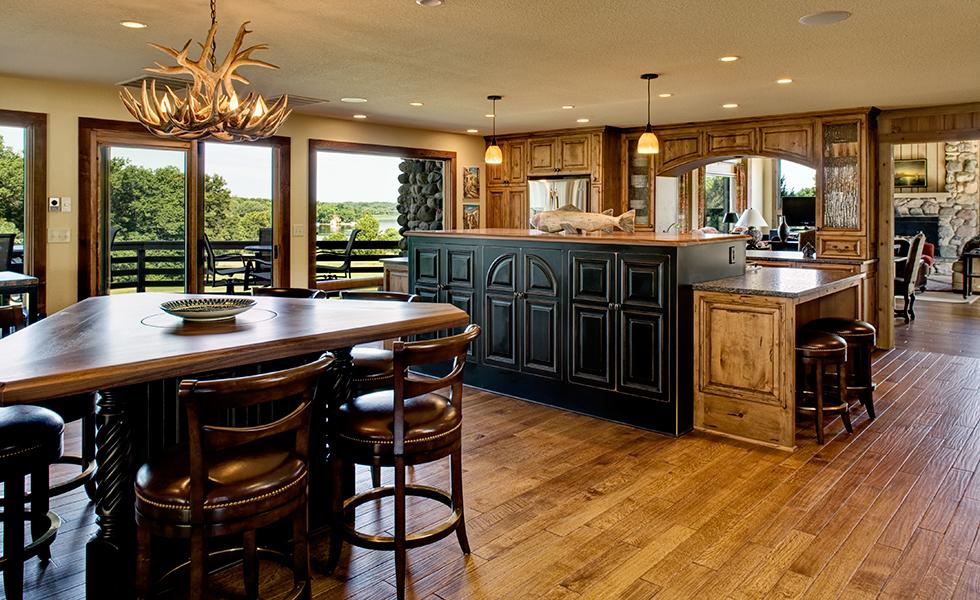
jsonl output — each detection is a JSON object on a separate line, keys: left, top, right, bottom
{"left": 270, "top": 95, "right": 329, "bottom": 108}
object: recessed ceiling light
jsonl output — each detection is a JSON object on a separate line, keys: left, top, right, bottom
{"left": 799, "top": 11, "right": 851, "bottom": 25}
{"left": 776, "top": 78, "right": 793, "bottom": 84}
{"left": 576, "top": 118, "right": 590, "bottom": 123}
{"left": 120, "top": 20, "right": 148, "bottom": 29}
{"left": 719, "top": 55, "right": 739, "bottom": 62}
{"left": 466, "top": 129, "right": 479, "bottom": 133}
{"left": 658, "top": 93, "right": 672, "bottom": 98}
{"left": 561, "top": 105, "right": 575, "bottom": 110}
{"left": 484, "top": 113, "right": 495, "bottom": 118}
{"left": 722, "top": 103, "right": 739, "bottom": 109}
{"left": 409, "top": 101, "right": 424, "bottom": 107}
{"left": 416, "top": 0, "right": 444, "bottom": 6}
{"left": 340, "top": 97, "right": 368, "bottom": 103}
{"left": 352, "top": 114, "right": 368, "bottom": 119}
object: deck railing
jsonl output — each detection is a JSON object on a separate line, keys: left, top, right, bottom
{"left": 109, "top": 239, "right": 402, "bottom": 292}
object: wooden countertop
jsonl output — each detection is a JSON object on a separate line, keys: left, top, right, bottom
{"left": 692, "top": 266, "right": 864, "bottom": 300}
{"left": 0, "top": 293, "right": 468, "bottom": 403}
{"left": 746, "top": 250, "right": 874, "bottom": 266}
{"left": 380, "top": 256, "right": 408, "bottom": 265}
{"left": 406, "top": 228, "right": 748, "bottom": 247}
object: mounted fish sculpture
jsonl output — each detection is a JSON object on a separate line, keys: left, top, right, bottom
{"left": 529, "top": 204, "right": 636, "bottom": 234}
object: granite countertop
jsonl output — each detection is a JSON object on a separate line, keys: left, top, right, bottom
{"left": 746, "top": 249, "right": 872, "bottom": 265}
{"left": 406, "top": 228, "right": 747, "bottom": 247}
{"left": 692, "top": 266, "right": 864, "bottom": 299}
{"left": 380, "top": 256, "right": 408, "bottom": 264}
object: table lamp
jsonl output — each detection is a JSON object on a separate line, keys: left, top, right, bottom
{"left": 735, "top": 208, "right": 769, "bottom": 246}
{"left": 723, "top": 211, "right": 739, "bottom": 233}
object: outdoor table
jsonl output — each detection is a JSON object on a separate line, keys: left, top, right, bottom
{"left": 0, "top": 270, "right": 38, "bottom": 322}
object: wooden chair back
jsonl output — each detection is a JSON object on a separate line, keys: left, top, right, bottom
{"left": 900, "top": 233, "right": 926, "bottom": 285}
{"left": 202, "top": 233, "right": 218, "bottom": 275}
{"left": 178, "top": 354, "right": 334, "bottom": 519}
{"left": 258, "top": 227, "right": 273, "bottom": 247}
{"left": 252, "top": 287, "right": 326, "bottom": 299}
{"left": 339, "top": 291, "right": 418, "bottom": 303}
{"left": 0, "top": 304, "right": 26, "bottom": 338}
{"left": 389, "top": 325, "right": 480, "bottom": 454}
{"left": 0, "top": 233, "right": 14, "bottom": 271}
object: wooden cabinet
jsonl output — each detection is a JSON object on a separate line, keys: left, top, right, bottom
{"left": 527, "top": 134, "right": 592, "bottom": 176}
{"left": 568, "top": 250, "right": 668, "bottom": 397}
{"left": 409, "top": 242, "right": 477, "bottom": 348}
{"left": 486, "top": 186, "right": 527, "bottom": 229}
{"left": 488, "top": 140, "right": 527, "bottom": 186}
{"left": 622, "top": 134, "right": 654, "bottom": 228}
{"left": 528, "top": 137, "right": 558, "bottom": 176}
{"left": 815, "top": 114, "right": 873, "bottom": 259}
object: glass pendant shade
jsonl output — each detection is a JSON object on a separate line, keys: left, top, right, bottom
{"left": 485, "top": 143, "right": 503, "bottom": 164}
{"left": 637, "top": 130, "right": 660, "bottom": 154}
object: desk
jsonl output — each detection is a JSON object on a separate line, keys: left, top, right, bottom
{"left": 0, "top": 271, "right": 38, "bottom": 322}
{"left": 0, "top": 292, "right": 468, "bottom": 596}
{"left": 964, "top": 251, "right": 980, "bottom": 298}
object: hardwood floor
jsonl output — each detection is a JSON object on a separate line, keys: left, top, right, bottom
{"left": 12, "top": 300, "right": 980, "bottom": 599}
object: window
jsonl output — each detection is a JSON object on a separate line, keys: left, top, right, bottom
{"left": 78, "top": 119, "right": 289, "bottom": 297}
{"left": 778, "top": 160, "right": 817, "bottom": 198}
{"left": 702, "top": 174, "right": 733, "bottom": 231}
{"left": 308, "top": 140, "right": 456, "bottom": 286}
{"left": 0, "top": 110, "right": 46, "bottom": 313}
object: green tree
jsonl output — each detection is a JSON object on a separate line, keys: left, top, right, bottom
{"left": 0, "top": 133, "right": 25, "bottom": 242}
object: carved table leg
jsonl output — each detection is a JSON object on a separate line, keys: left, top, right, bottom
{"left": 86, "top": 387, "right": 136, "bottom": 597}
{"left": 311, "top": 347, "right": 354, "bottom": 527}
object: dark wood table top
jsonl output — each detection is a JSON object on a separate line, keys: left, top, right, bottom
{"left": 0, "top": 271, "right": 38, "bottom": 288}
{"left": 0, "top": 293, "right": 468, "bottom": 404}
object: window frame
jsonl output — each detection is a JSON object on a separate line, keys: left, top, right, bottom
{"left": 307, "top": 139, "right": 457, "bottom": 287}
{"left": 0, "top": 109, "right": 48, "bottom": 315}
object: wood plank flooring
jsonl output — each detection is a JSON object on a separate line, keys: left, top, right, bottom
{"left": 11, "top": 300, "right": 980, "bottom": 599}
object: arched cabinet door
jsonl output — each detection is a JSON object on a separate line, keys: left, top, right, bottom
{"left": 521, "top": 249, "right": 563, "bottom": 378}
{"left": 484, "top": 247, "right": 520, "bottom": 370}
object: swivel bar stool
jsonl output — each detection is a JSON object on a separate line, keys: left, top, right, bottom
{"left": 0, "top": 405, "right": 64, "bottom": 600}
{"left": 806, "top": 317, "right": 877, "bottom": 419}
{"left": 796, "top": 330, "right": 853, "bottom": 444}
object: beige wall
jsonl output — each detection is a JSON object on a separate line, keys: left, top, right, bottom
{"left": 0, "top": 74, "right": 486, "bottom": 312}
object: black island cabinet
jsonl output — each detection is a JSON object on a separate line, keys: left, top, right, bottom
{"left": 406, "top": 229, "right": 746, "bottom": 436}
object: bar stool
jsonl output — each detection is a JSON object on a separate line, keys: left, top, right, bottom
{"left": 0, "top": 305, "right": 97, "bottom": 501}
{"left": 325, "top": 325, "right": 481, "bottom": 600}
{"left": 796, "top": 330, "right": 853, "bottom": 444}
{"left": 0, "top": 405, "right": 64, "bottom": 600}
{"left": 339, "top": 291, "right": 419, "bottom": 487}
{"left": 805, "top": 317, "right": 877, "bottom": 419}
{"left": 134, "top": 354, "right": 334, "bottom": 600}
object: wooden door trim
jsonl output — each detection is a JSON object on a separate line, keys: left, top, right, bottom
{"left": 0, "top": 109, "right": 47, "bottom": 315}
{"left": 308, "top": 138, "right": 457, "bottom": 286}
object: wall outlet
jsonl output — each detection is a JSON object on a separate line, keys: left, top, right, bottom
{"left": 61, "top": 196, "right": 72, "bottom": 212}
{"left": 292, "top": 224, "right": 304, "bottom": 237}
{"left": 48, "top": 229, "right": 71, "bottom": 243}
{"left": 48, "top": 196, "right": 61, "bottom": 212}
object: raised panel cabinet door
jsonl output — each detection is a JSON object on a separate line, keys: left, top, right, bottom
{"left": 508, "top": 140, "right": 527, "bottom": 185}
{"left": 569, "top": 303, "right": 614, "bottom": 388}
{"left": 508, "top": 188, "right": 528, "bottom": 229}
{"left": 522, "top": 297, "right": 561, "bottom": 378}
{"left": 446, "top": 246, "right": 478, "bottom": 288}
{"left": 523, "top": 248, "right": 563, "bottom": 298}
{"left": 486, "top": 188, "right": 508, "bottom": 228}
{"left": 412, "top": 283, "right": 442, "bottom": 340}
{"left": 570, "top": 251, "right": 614, "bottom": 304}
{"left": 446, "top": 288, "right": 478, "bottom": 361}
{"left": 558, "top": 135, "right": 591, "bottom": 173}
{"left": 413, "top": 245, "right": 441, "bottom": 286}
{"left": 484, "top": 292, "right": 519, "bottom": 370}
{"left": 618, "top": 254, "right": 668, "bottom": 310}
{"left": 658, "top": 131, "right": 701, "bottom": 174}
{"left": 618, "top": 309, "right": 665, "bottom": 398}
{"left": 485, "top": 246, "right": 519, "bottom": 293}
{"left": 528, "top": 137, "right": 558, "bottom": 176}
{"left": 760, "top": 124, "right": 814, "bottom": 165}
{"left": 487, "top": 141, "right": 509, "bottom": 186}
{"left": 705, "top": 127, "right": 756, "bottom": 156}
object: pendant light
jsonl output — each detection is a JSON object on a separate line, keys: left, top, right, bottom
{"left": 484, "top": 95, "right": 503, "bottom": 165}
{"left": 637, "top": 73, "right": 660, "bottom": 155}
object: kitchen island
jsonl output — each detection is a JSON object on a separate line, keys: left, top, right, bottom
{"left": 692, "top": 267, "right": 864, "bottom": 450}
{"left": 405, "top": 228, "right": 746, "bottom": 435}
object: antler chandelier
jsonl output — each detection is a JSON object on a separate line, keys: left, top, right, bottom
{"left": 120, "top": 0, "right": 290, "bottom": 142}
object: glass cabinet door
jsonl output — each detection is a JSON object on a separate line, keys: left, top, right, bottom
{"left": 625, "top": 136, "right": 652, "bottom": 227}
{"left": 820, "top": 120, "right": 862, "bottom": 230}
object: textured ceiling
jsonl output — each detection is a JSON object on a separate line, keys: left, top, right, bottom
{"left": 1, "top": 0, "right": 978, "bottom": 135}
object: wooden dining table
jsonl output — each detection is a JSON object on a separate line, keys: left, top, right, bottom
{"left": 0, "top": 292, "right": 469, "bottom": 597}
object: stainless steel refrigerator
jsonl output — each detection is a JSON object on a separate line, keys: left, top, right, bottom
{"left": 527, "top": 177, "right": 590, "bottom": 222}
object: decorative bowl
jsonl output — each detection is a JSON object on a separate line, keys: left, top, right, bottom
{"left": 160, "top": 297, "right": 256, "bottom": 322}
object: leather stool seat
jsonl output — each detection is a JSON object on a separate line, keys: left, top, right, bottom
{"left": 337, "top": 390, "right": 461, "bottom": 454}
{"left": 0, "top": 405, "right": 64, "bottom": 473}
{"left": 807, "top": 317, "right": 876, "bottom": 342}
{"left": 806, "top": 318, "right": 877, "bottom": 420}
{"left": 135, "top": 440, "right": 307, "bottom": 525}
{"left": 351, "top": 347, "right": 395, "bottom": 383}
{"left": 0, "top": 405, "right": 64, "bottom": 600}
{"left": 796, "top": 330, "right": 847, "bottom": 359}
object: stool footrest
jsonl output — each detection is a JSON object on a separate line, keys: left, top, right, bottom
{"left": 0, "top": 510, "right": 61, "bottom": 567}
{"left": 341, "top": 484, "right": 462, "bottom": 550}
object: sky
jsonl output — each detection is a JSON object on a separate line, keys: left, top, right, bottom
{"left": 781, "top": 159, "right": 816, "bottom": 193}
{"left": 0, "top": 126, "right": 24, "bottom": 155}
{"left": 316, "top": 152, "right": 402, "bottom": 204}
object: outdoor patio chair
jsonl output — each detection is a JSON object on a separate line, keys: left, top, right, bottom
{"left": 316, "top": 228, "right": 361, "bottom": 280}
{"left": 203, "top": 234, "right": 248, "bottom": 294}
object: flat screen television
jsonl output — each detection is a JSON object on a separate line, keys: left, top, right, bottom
{"left": 782, "top": 196, "right": 816, "bottom": 227}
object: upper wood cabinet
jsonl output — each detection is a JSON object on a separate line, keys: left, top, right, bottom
{"left": 528, "top": 137, "right": 558, "bottom": 175}
{"left": 759, "top": 124, "right": 814, "bottom": 165}
{"left": 527, "top": 134, "right": 592, "bottom": 176}
{"left": 558, "top": 135, "right": 591, "bottom": 172}
{"left": 488, "top": 139, "right": 527, "bottom": 186}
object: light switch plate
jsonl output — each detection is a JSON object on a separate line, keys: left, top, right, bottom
{"left": 61, "top": 196, "right": 72, "bottom": 212}
{"left": 292, "top": 224, "right": 304, "bottom": 237}
{"left": 48, "top": 229, "right": 71, "bottom": 243}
